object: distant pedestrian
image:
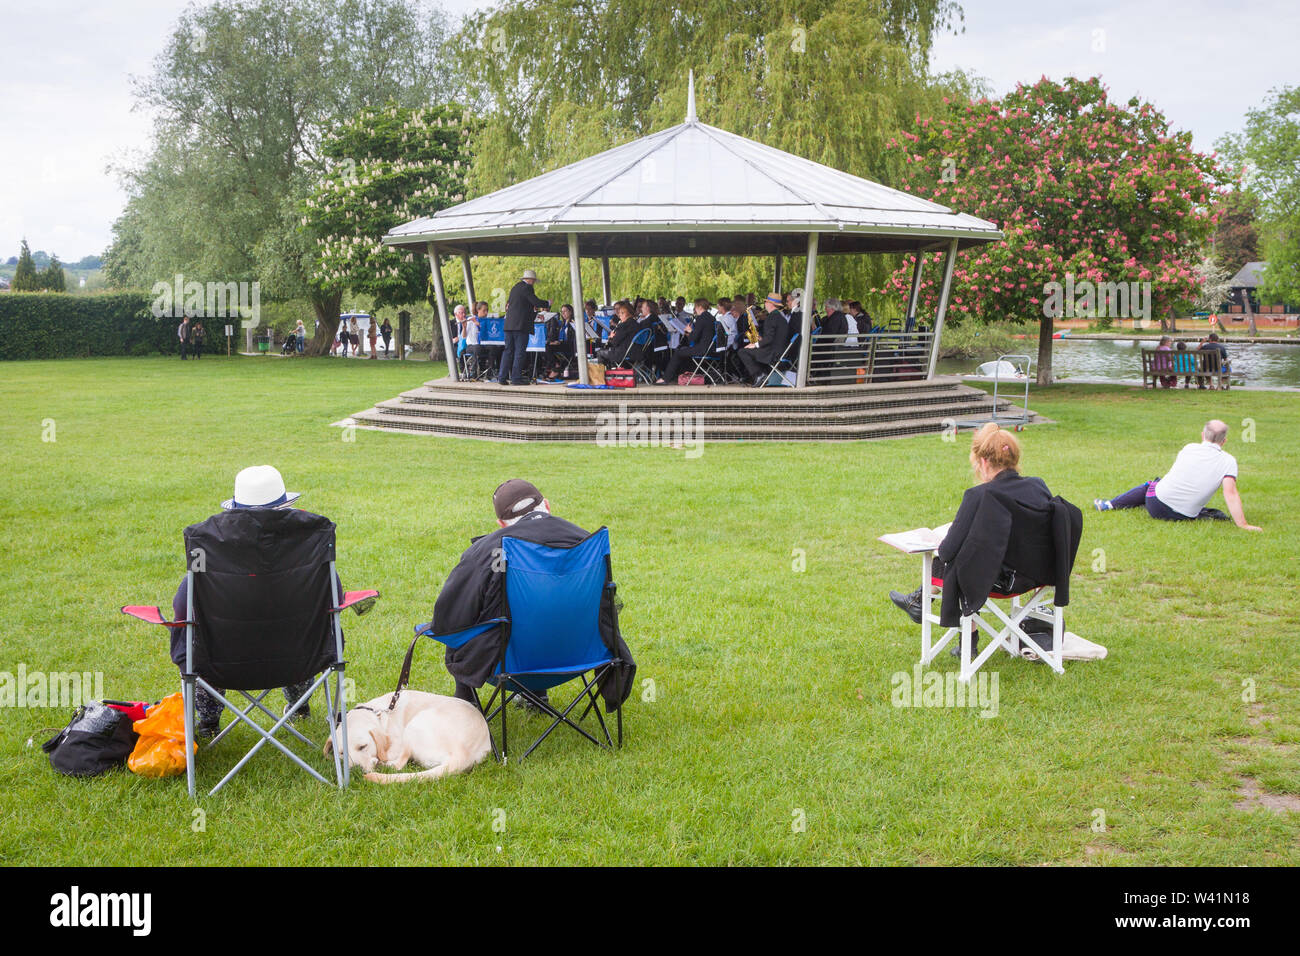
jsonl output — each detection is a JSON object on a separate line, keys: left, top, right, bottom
{"left": 192, "top": 321, "right": 206, "bottom": 359}
{"left": 294, "top": 319, "right": 306, "bottom": 354}
{"left": 178, "top": 317, "right": 191, "bottom": 360}
{"left": 349, "top": 317, "right": 361, "bottom": 358}
{"left": 380, "top": 317, "right": 392, "bottom": 356}
{"left": 367, "top": 317, "right": 378, "bottom": 359}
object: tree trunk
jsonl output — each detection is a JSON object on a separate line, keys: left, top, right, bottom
{"left": 1036, "top": 313, "right": 1054, "bottom": 386}
{"left": 430, "top": 312, "right": 446, "bottom": 362}
{"left": 1243, "top": 289, "right": 1258, "bottom": 336}
{"left": 1168, "top": 304, "right": 1178, "bottom": 334}
{"left": 305, "top": 291, "right": 342, "bottom": 356}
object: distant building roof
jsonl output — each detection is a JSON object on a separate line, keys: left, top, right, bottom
{"left": 1229, "top": 261, "right": 1266, "bottom": 288}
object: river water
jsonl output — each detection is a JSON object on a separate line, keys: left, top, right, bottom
{"left": 937, "top": 338, "right": 1300, "bottom": 390}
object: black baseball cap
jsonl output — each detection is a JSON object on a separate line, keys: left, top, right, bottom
{"left": 493, "top": 479, "right": 543, "bottom": 521}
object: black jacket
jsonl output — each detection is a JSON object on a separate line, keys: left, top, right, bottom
{"left": 505, "top": 280, "right": 549, "bottom": 332}
{"left": 680, "top": 311, "right": 716, "bottom": 357}
{"left": 820, "top": 310, "right": 848, "bottom": 338}
{"left": 935, "top": 470, "right": 1083, "bottom": 627}
{"left": 753, "top": 310, "right": 789, "bottom": 363}
{"left": 605, "top": 317, "right": 641, "bottom": 357}
{"left": 431, "top": 512, "right": 637, "bottom": 709}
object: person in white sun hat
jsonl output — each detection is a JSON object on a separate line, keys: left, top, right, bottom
{"left": 170, "top": 466, "right": 326, "bottom": 738}
{"left": 220, "top": 464, "right": 301, "bottom": 511}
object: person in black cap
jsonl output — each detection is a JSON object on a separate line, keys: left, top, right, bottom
{"left": 430, "top": 479, "right": 635, "bottom": 709}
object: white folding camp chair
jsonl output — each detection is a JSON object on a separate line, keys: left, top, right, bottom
{"left": 918, "top": 551, "right": 1065, "bottom": 683}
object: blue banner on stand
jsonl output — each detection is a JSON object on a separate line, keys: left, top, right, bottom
{"left": 527, "top": 321, "right": 547, "bottom": 352}
{"left": 479, "top": 317, "right": 505, "bottom": 345}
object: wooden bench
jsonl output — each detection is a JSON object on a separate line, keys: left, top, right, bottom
{"left": 1141, "top": 348, "right": 1231, "bottom": 389}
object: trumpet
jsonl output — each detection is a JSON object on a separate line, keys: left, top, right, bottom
{"left": 744, "top": 306, "right": 762, "bottom": 345}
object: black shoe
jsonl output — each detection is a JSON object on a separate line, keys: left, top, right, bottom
{"left": 889, "top": 588, "right": 924, "bottom": 624}
{"left": 950, "top": 637, "right": 980, "bottom": 658}
{"left": 195, "top": 721, "right": 220, "bottom": 740}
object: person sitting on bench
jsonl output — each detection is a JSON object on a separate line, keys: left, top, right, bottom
{"left": 1199, "top": 333, "right": 1231, "bottom": 389}
{"left": 1093, "top": 419, "right": 1260, "bottom": 530}
{"left": 887, "top": 423, "right": 1081, "bottom": 657}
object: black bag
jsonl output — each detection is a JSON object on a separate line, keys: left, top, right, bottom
{"left": 42, "top": 701, "right": 137, "bottom": 777}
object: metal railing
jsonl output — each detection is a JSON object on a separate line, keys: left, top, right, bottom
{"left": 805, "top": 331, "right": 935, "bottom": 385}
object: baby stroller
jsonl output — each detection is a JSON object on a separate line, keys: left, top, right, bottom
{"left": 281, "top": 335, "right": 298, "bottom": 355}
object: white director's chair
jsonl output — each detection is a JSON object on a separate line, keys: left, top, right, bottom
{"left": 918, "top": 551, "right": 1066, "bottom": 683}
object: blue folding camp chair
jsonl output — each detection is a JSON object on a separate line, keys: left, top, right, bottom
{"left": 415, "top": 528, "right": 626, "bottom": 761}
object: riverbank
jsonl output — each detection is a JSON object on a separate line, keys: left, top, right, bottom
{"left": 1062, "top": 333, "right": 1299, "bottom": 345}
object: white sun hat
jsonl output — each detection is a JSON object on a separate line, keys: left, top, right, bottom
{"left": 221, "top": 465, "right": 301, "bottom": 511}
{"left": 521, "top": 269, "right": 538, "bottom": 280}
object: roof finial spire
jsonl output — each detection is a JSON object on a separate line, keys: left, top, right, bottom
{"left": 686, "top": 70, "right": 697, "bottom": 123}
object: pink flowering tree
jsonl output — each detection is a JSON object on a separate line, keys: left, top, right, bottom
{"left": 882, "top": 76, "right": 1228, "bottom": 383}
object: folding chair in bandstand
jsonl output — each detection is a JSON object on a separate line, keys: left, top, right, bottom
{"left": 689, "top": 326, "right": 730, "bottom": 385}
{"left": 918, "top": 502, "right": 1081, "bottom": 683}
{"left": 757, "top": 332, "right": 801, "bottom": 387}
{"left": 415, "top": 528, "right": 629, "bottom": 762}
{"left": 121, "top": 508, "right": 378, "bottom": 796}
{"left": 613, "top": 327, "right": 655, "bottom": 384}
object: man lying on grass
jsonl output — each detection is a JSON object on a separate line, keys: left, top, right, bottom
{"left": 1093, "top": 419, "right": 1261, "bottom": 531}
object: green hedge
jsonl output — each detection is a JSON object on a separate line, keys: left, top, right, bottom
{"left": 0, "top": 291, "right": 177, "bottom": 360}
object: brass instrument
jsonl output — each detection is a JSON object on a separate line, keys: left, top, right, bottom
{"left": 744, "top": 306, "right": 762, "bottom": 345}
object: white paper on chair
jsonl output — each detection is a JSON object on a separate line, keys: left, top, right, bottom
{"left": 878, "top": 522, "right": 952, "bottom": 554}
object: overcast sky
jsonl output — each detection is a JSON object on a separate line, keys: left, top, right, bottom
{"left": 2, "top": 0, "right": 1295, "bottom": 261}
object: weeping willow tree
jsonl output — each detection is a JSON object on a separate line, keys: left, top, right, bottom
{"left": 453, "top": 0, "right": 984, "bottom": 308}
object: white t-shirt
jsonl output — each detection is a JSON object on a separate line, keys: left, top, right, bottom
{"left": 1155, "top": 441, "right": 1238, "bottom": 517}
{"left": 464, "top": 318, "right": 480, "bottom": 345}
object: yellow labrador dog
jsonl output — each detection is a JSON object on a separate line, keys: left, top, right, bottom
{"left": 326, "top": 691, "right": 492, "bottom": 784}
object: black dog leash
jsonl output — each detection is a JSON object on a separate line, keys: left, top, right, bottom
{"left": 386, "top": 633, "right": 423, "bottom": 713}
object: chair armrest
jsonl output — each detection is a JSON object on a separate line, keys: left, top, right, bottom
{"left": 414, "top": 617, "right": 507, "bottom": 649}
{"left": 334, "top": 589, "right": 380, "bottom": 614}
{"left": 121, "top": 605, "right": 189, "bottom": 627}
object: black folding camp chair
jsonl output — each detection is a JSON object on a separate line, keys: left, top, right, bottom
{"left": 121, "top": 508, "right": 377, "bottom": 796}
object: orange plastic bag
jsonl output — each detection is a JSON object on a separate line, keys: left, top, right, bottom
{"left": 127, "top": 692, "right": 196, "bottom": 778}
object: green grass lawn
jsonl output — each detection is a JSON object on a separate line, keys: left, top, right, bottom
{"left": 1, "top": 355, "right": 1297, "bottom": 865}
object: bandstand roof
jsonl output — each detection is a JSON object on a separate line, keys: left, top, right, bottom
{"left": 383, "top": 83, "right": 1002, "bottom": 258}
